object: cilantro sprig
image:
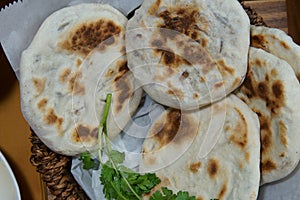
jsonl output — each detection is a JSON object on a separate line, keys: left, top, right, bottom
{"left": 150, "top": 187, "right": 196, "bottom": 200}
{"left": 79, "top": 152, "right": 99, "bottom": 170}
{"left": 80, "top": 93, "right": 197, "bottom": 200}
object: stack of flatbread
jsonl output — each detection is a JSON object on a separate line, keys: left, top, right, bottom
{"left": 19, "top": 0, "right": 300, "bottom": 199}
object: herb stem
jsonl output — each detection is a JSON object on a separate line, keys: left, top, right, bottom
{"left": 120, "top": 170, "right": 142, "bottom": 200}
{"left": 105, "top": 134, "right": 120, "bottom": 176}
{"left": 100, "top": 94, "right": 112, "bottom": 129}
{"left": 98, "top": 93, "right": 112, "bottom": 164}
{"left": 97, "top": 93, "right": 150, "bottom": 200}
{"left": 109, "top": 181, "right": 128, "bottom": 200}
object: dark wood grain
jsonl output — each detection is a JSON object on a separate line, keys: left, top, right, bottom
{"left": 244, "top": 0, "right": 288, "bottom": 32}
{"left": 0, "top": 0, "right": 19, "bottom": 10}
{"left": 286, "top": 0, "right": 300, "bottom": 44}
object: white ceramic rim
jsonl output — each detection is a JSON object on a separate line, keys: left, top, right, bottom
{"left": 0, "top": 151, "right": 21, "bottom": 200}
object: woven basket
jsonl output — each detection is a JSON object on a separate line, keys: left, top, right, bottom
{"left": 29, "top": 3, "right": 265, "bottom": 200}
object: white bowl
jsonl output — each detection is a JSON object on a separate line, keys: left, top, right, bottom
{"left": 0, "top": 151, "right": 21, "bottom": 200}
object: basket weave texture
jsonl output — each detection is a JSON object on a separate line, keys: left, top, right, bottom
{"left": 30, "top": 130, "right": 89, "bottom": 200}
{"left": 29, "top": 2, "right": 265, "bottom": 200}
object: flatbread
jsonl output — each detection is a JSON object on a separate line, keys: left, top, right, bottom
{"left": 20, "top": 3, "right": 143, "bottom": 156}
{"left": 251, "top": 25, "right": 300, "bottom": 82}
{"left": 140, "top": 95, "right": 260, "bottom": 200}
{"left": 236, "top": 47, "right": 300, "bottom": 185}
{"left": 126, "top": 0, "right": 250, "bottom": 110}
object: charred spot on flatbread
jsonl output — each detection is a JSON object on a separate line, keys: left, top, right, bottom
{"left": 189, "top": 161, "right": 202, "bottom": 173}
{"left": 113, "top": 60, "right": 132, "bottom": 113}
{"left": 257, "top": 112, "right": 273, "bottom": 155}
{"left": 59, "top": 68, "right": 71, "bottom": 83}
{"left": 148, "top": 0, "right": 161, "bottom": 15}
{"left": 148, "top": 4, "right": 215, "bottom": 70}
{"left": 207, "top": 159, "right": 220, "bottom": 179}
{"left": 251, "top": 34, "right": 268, "bottom": 50}
{"left": 76, "top": 59, "right": 83, "bottom": 67}
{"left": 33, "top": 77, "right": 46, "bottom": 96}
{"left": 218, "top": 184, "right": 227, "bottom": 199}
{"left": 68, "top": 71, "right": 86, "bottom": 96}
{"left": 166, "top": 82, "right": 185, "bottom": 100}
{"left": 251, "top": 33, "right": 291, "bottom": 51}
{"left": 229, "top": 107, "right": 248, "bottom": 149}
{"left": 182, "top": 44, "right": 213, "bottom": 69}
{"left": 279, "top": 40, "right": 291, "bottom": 50}
{"left": 241, "top": 62, "right": 286, "bottom": 116}
{"left": 37, "top": 98, "right": 48, "bottom": 111}
{"left": 72, "top": 125, "right": 98, "bottom": 143}
{"left": 278, "top": 120, "right": 288, "bottom": 147}
{"left": 151, "top": 39, "right": 191, "bottom": 68}
{"left": 151, "top": 109, "right": 181, "bottom": 148}
{"left": 44, "top": 108, "right": 64, "bottom": 133}
{"left": 59, "top": 19, "right": 121, "bottom": 56}
{"left": 150, "top": 109, "right": 198, "bottom": 149}
{"left": 160, "top": 50, "right": 191, "bottom": 68}
{"left": 114, "top": 60, "right": 129, "bottom": 82}
{"left": 157, "top": 5, "right": 205, "bottom": 41}
{"left": 261, "top": 159, "right": 277, "bottom": 173}
{"left": 217, "top": 59, "right": 235, "bottom": 76}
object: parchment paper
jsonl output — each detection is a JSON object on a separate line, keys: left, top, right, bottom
{"left": 0, "top": 0, "right": 299, "bottom": 199}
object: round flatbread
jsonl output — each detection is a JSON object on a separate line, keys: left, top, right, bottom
{"left": 126, "top": 0, "right": 250, "bottom": 110}
{"left": 20, "top": 3, "right": 142, "bottom": 156}
{"left": 250, "top": 25, "right": 300, "bottom": 82}
{"left": 140, "top": 95, "right": 260, "bottom": 200}
{"left": 236, "top": 47, "right": 300, "bottom": 185}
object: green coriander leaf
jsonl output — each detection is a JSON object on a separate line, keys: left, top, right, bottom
{"left": 136, "top": 174, "right": 161, "bottom": 193}
{"left": 79, "top": 152, "right": 99, "bottom": 170}
{"left": 162, "top": 187, "right": 173, "bottom": 196}
{"left": 149, "top": 188, "right": 196, "bottom": 200}
{"left": 175, "top": 191, "right": 190, "bottom": 200}
{"left": 150, "top": 191, "right": 164, "bottom": 200}
{"left": 100, "top": 164, "right": 116, "bottom": 183}
{"left": 109, "top": 150, "right": 125, "bottom": 165}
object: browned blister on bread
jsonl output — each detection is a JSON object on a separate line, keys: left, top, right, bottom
{"left": 58, "top": 19, "right": 122, "bottom": 57}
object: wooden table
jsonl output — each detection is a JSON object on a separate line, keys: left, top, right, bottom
{"left": 244, "top": 0, "right": 288, "bottom": 32}
{"left": 0, "top": 3, "right": 44, "bottom": 200}
{"left": 0, "top": 1, "right": 295, "bottom": 200}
